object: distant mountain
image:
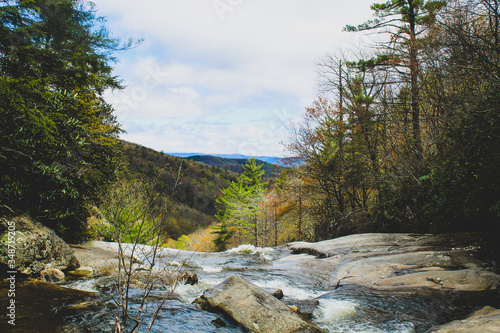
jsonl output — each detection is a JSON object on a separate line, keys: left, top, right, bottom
{"left": 168, "top": 152, "right": 284, "bottom": 165}
{"left": 185, "top": 155, "right": 283, "bottom": 178}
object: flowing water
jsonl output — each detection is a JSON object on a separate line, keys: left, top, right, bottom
{"left": 1, "top": 243, "right": 497, "bottom": 332}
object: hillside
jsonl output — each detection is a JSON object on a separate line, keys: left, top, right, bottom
{"left": 186, "top": 155, "right": 283, "bottom": 178}
{"left": 120, "top": 141, "right": 239, "bottom": 239}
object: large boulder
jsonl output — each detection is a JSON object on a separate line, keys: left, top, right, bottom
{"left": 0, "top": 215, "right": 79, "bottom": 276}
{"left": 70, "top": 243, "right": 132, "bottom": 273}
{"left": 427, "top": 306, "right": 500, "bottom": 332}
{"left": 195, "top": 275, "right": 322, "bottom": 333}
{"left": 287, "top": 233, "right": 499, "bottom": 293}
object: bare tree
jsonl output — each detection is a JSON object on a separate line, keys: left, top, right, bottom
{"left": 98, "top": 165, "right": 187, "bottom": 333}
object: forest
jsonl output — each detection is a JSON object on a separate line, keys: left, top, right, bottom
{"left": 101, "top": 141, "right": 237, "bottom": 249}
{"left": 210, "top": 0, "right": 500, "bottom": 250}
{"left": 0, "top": 0, "right": 498, "bottom": 252}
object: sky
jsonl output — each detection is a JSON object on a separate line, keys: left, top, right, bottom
{"left": 91, "top": 0, "right": 375, "bottom": 157}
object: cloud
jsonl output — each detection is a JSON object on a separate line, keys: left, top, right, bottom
{"left": 92, "top": 0, "right": 375, "bottom": 156}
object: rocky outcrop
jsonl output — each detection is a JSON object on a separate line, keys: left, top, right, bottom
{"left": 0, "top": 215, "right": 79, "bottom": 276}
{"left": 195, "top": 275, "right": 322, "bottom": 333}
{"left": 427, "top": 306, "right": 500, "bottom": 332}
{"left": 288, "top": 233, "right": 499, "bottom": 293}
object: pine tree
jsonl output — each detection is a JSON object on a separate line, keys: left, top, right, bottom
{"left": 213, "top": 158, "right": 267, "bottom": 251}
{"left": 345, "top": 0, "right": 446, "bottom": 165}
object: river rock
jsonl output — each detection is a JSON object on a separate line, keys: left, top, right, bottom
{"left": 427, "top": 306, "right": 500, "bottom": 332}
{"left": 332, "top": 251, "right": 499, "bottom": 292}
{"left": 195, "top": 275, "right": 322, "bottom": 333}
{"left": 271, "top": 288, "right": 284, "bottom": 300}
{"left": 288, "top": 233, "right": 500, "bottom": 293}
{"left": 0, "top": 215, "right": 79, "bottom": 276}
{"left": 67, "top": 266, "right": 94, "bottom": 278}
{"left": 40, "top": 268, "right": 65, "bottom": 282}
{"left": 262, "top": 287, "right": 284, "bottom": 299}
{"left": 178, "top": 271, "right": 198, "bottom": 285}
{"left": 282, "top": 299, "right": 320, "bottom": 321}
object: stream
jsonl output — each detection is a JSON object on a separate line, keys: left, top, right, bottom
{"left": 1, "top": 242, "right": 497, "bottom": 332}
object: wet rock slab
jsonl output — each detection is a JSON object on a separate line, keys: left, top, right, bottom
{"left": 427, "top": 306, "right": 500, "bottom": 332}
{"left": 195, "top": 275, "right": 322, "bottom": 333}
{"left": 288, "top": 233, "right": 500, "bottom": 293}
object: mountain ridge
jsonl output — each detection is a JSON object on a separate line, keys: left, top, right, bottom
{"left": 185, "top": 155, "right": 283, "bottom": 178}
{"left": 167, "top": 152, "right": 284, "bottom": 165}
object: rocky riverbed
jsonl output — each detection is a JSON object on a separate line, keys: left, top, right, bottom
{"left": 1, "top": 215, "right": 499, "bottom": 332}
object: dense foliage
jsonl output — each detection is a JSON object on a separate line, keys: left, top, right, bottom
{"left": 208, "top": 0, "right": 499, "bottom": 249}
{"left": 275, "top": 0, "right": 500, "bottom": 241}
{"left": 0, "top": 0, "right": 124, "bottom": 241}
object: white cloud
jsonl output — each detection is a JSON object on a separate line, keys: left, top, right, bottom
{"left": 92, "top": 0, "right": 375, "bottom": 156}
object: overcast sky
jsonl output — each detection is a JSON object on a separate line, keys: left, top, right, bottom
{"left": 91, "top": 0, "right": 375, "bottom": 157}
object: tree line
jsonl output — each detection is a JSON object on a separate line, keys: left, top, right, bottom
{"left": 0, "top": 0, "right": 234, "bottom": 244}
{"left": 213, "top": 0, "right": 500, "bottom": 249}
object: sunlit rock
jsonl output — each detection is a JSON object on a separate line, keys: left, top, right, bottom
{"left": 288, "top": 233, "right": 500, "bottom": 293}
{"left": 67, "top": 266, "right": 94, "bottom": 278}
{"left": 0, "top": 215, "right": 79, "bottom": 276}
{"left": 194, "top": 275, "right": 322, "bottom": 333}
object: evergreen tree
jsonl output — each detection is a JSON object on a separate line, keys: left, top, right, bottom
{"left": 213, "top": 158, "right": 267, "bottom": 251}
{"left": 0, "top": 0, "right": 126, "bottom": 241}
{"left": 240, "top": 157, "right": 266, "bottom": 189}
{"left": 240, "top": 158, "right": 268, "bottom": 246}
{"left": 345, "top": 0, "right": 446, "bottom": 165}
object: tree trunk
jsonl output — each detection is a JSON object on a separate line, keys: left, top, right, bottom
{"left": 409, "top": 0, "right": 423, "bottom": 164}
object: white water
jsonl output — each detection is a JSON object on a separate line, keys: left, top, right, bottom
{"left": 314, "top": 299, "right": 358, "bottom": 322}
{"left": 201, "top": 265, "right": 223, "bottom": 273}
{"left": 254, "top": 278, "right": 325, "bottom": 300}
{"left": 225, "top": 244, "right": 276, "bottom": 260}
{"left": 64, "top": 279, "right": 99, "bottom": 293}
